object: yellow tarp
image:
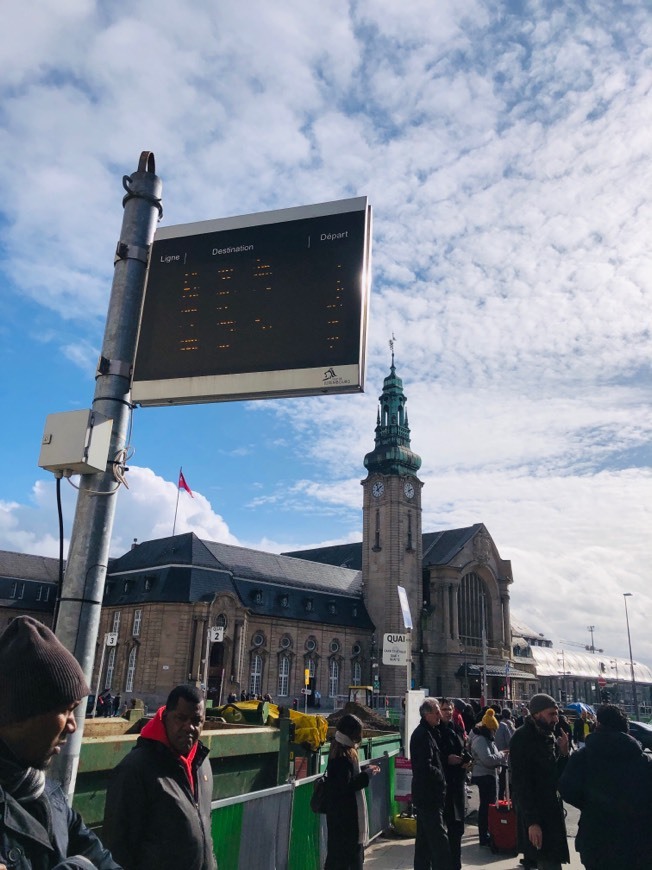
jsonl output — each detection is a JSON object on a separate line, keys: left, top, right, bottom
{"left": 213, "top": 700, "right": 328, "bottom": 751}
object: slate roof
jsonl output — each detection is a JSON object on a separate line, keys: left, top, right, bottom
{"left": 105, "top": 533, "right": 372, "bottom": 628}
{"left": 421, "top": 525, "right": 483, "bottom": 567}
{"left": 283, "top": 525, "right": 482, "bottom": 572}
{"left": 0, "top": 550, "right": 59, "bottom": 614}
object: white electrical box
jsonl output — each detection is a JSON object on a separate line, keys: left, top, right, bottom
{"left": 38, "top": 410, "right": 113, "bottom": 475}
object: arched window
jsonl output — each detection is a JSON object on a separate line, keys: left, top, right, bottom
{"left": 306, "top": 657, "right": 316, "bottom": 678}
{"left": 250, "top": 654, "right": 263, "bottom": 696}
{"left": 352, "top": 660, "right": 362, "bottom": 686}
{"left": 105, "top": 647, "right": 116, "bottom": 690}
{"left": 329, "top": 659, "right": 339, "bottom": 698}
{"left": 278, "top": 656, "right": 290, "bottom": 697}
{"left": 459, "top": 572, "right": 492, "bottom": 645}
{"left": 125, "top": 647, "right": 137, "bottom": 693}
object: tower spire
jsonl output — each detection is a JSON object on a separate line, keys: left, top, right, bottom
{"left": 363, "top": 349, "right": 421, "bottom": 476}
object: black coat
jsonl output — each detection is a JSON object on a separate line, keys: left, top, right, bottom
{"left": 0, "top": 777, "right": 120, "bottom": 870}
{"left": 437, "top": 722, "right": 467, "bottom": 822}
{"left": 409, "top": 718, "right": 446, "bottom": 809}
{"left": 509, "top": 717, "right": 570, "bottom": 864}
{"left": 559, "top": 729, "right": 652, "bottom": 869}
{"left": 324, "top": 753, "right": 369, "bottom": 867}
{"left": 103, "top": 737, "right": 216, "bottom": 870}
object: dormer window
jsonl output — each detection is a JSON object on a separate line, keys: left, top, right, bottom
{"left": 328, "top": 601, "right": 337, "bottom": 615}
{"left": 252, "top": 590, "right": 263, "bottom": 605}
{"left": 279, "top": 594, "right": 289, "bottom": 608}
{"left": 304, "top": 598, "right": 313, "bottom": 612}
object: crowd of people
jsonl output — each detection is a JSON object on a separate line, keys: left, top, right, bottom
{"left": 0, "top": 615, "right": 651, "bottom": 870}
{"left": 401, "top": 693, "right": 652, "bottom": 870}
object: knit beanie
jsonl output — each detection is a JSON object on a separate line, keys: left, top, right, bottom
{"left": 0, "top": 616, "right": 90, "bottom": 725}
{"left": 529, "top": 693, "right": 558, "bottom": 716}
{"left": 481, "top": 708, "right": 499, "bottom": 731}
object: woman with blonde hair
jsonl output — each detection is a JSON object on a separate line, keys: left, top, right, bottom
{"left": 325, "top": 713, "right": 380, "bottom": 869}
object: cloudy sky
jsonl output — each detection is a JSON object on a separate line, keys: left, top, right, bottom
{"left": 2, "top": 0, "right": 651, "bottom": 667}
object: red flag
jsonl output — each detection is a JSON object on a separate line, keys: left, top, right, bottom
{"left": 178, "top": 470, "right": 193, "bottom": 497}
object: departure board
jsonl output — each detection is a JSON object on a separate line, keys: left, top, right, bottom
{"left": 132, "top": 197, "right": 371, "bottom": 405}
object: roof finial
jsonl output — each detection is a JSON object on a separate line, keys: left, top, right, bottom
{"left": 389, "top": 332, "right": 396, "bottom": 368}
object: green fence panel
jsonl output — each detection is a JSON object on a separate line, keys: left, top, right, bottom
{"left": 212, "top": 800, "right": 244, "bottom": 869}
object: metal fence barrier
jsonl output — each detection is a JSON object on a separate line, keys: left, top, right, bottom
{"left": 211, "top": 751, "right": 398, "bottom": 869}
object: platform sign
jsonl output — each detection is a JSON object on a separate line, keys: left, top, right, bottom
{"left": 382, "top": 633, "right": 409, "bottom": 666}
{"left": 132, "top": 197, "right": 372, "bottom": 406}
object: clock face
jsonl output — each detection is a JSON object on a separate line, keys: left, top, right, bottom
{"left": 404, "top": 481, "right": 415, "bottom": 499}
{"left": 372, "top": 481, "right": 384, "bottom": 498}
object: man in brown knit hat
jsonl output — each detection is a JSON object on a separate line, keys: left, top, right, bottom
{"left": 0, "top": 615, "right": 121, "bottom": 869}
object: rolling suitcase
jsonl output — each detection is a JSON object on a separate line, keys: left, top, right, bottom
{"left": 488, "top": 773, "right": 518, "bottom": 854}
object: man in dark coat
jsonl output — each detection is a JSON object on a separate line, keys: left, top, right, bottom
{"left": 103, "top": 684, "right": 217, "bottom": 870}
{"left": 0, "top": 616, "right": 120, "bottom": 869}
{"left": 509, "top": 693, "right": 570, "bottom": 870}
{"left": 438, "top": 700, "right": 471, "bottom": 870}
{"left": 410, "top": 697, "right": 453, "bottom": 870}
{"left": 559, "top": 704, "right": 652, "bottom": 870}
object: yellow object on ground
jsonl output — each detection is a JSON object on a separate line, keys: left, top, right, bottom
{"left": 391, "top": 813, "right": 417, "bottom": 837}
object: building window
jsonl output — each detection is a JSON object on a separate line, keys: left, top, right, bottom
{"left": 216, "top": 613, "right": 227, "bottom": 629}
{"left": 252, "top": 632, "right": 265, "bottom": 648}
{"left": 407, "top": 511, "right": 413, "bottom": 550}
{"left": 306, "top": 657, "right": 316, "bottom": 678}
{"left": 374, "top": 509, "right": 381, "bottom": 550}
{"left": 132, "top": 609, "right": 142, "bottom": 637}
{"left": 305, "top": 637, "right": 317, "bottom": 652}
{"left": 352, "top": 643, "right": 361, "bottom": 656}
{"left": 328, "top": 602, "right": 337, "bottom": 615}
{"left": 112, "top": 612, "right": 121, "bottom": 634}
{"left": 10, "top": 582, "right": 24, "bottom": 600}
{"left": 250, "top": 654, "right": 263, "bottom": 696}
{"left": 278, "top": 655, "right": 290, "bottom": 697}
{"left": 459, "top": 572, "right": 491, "bottom": 646}
{"left": 304, "top": 598, "right": 313, "bottom": 612}
{"left": 253, "top": 590, "right": 263, "bottom": 605}
{"left": 280, "top": 635, "right": 292, "bottom": 650}
{"left": 105, "top": 647, "right": 116, "bottom": 690}
{"left": 125, "top": 647, "right": 137, "bottom": 693}
{"left": 352, "top": 660, "right": 362, "bottom": 685}
{"left": 279, "top": 594, "right": 289, "bottom": 608}
{"left": 329, "top": 639, "right": 340, "bottom": 654}
{"left": 329, "top": 658, "right": 339, "bottom": 698}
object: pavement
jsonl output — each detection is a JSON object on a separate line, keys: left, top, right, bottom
{"left": 365, "top": 793, "right": 583, "bottom": 869}
{"left": 365, "top": 828, "right": 584, "bottom": 869}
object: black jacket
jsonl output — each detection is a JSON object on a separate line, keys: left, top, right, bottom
{"left": 410, "top": 718, "right": 446, "bottom": 809}
{"left": 0, "top": 778, "right": 120, "bottom": 870}
{"left": 437, "top": 722, "right": 467, "bottom": 822}
{"left": 102, "top": 737, "right": 216, "bottom": 870}
{"left": 509, "top": 717, "right": 569, "bottom": 864}
{"left": 324, "top": 753, "right": 369, "bottom": 867}
{"left": 559, "top": 729, "right": 652, "bottom": 869}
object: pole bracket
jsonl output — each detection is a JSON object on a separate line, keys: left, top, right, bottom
{"left": 96, "top": 356, "right": 132, "bottom": 379}
{"left": 114, "top": 241, "right": 150, "bottom": 265}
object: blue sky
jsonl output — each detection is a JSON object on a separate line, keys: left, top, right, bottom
{"left": 1, "top": 0, "right": 651, "bottom": 666}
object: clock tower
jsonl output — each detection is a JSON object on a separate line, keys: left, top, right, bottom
{"left": 362, "top": 352, "right": 423, "bottom": 696}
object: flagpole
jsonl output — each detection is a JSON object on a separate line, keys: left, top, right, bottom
{"left": 172, "top": 467, "right": 181, "bottom": 536}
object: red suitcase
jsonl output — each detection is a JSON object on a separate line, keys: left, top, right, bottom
{"left": 488, "top": 778, "right": 518, "bottom": 854}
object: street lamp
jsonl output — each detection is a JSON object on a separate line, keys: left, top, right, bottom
{"left": 623, "top": 593, "right": 640, "bottom": 721}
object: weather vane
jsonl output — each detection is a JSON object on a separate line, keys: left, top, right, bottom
{"left": 389, "top": 332, "right": 396, "bottom": 365}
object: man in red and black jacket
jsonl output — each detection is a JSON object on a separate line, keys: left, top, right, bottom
{"left": 103, "top": 685, "right": 217, "bottom": 870}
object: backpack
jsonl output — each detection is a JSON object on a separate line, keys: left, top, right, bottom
{"left": 310, "top": 772, "right": 329, "bottom": 814}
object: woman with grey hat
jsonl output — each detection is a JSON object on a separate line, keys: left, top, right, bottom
{"left": 324, "top": 713, "right": 380, "bottom": 869}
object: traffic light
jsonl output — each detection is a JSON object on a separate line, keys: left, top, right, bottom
{"left": 560, "top": 690, "right": 568, "bottom": 704}
{"left": 600, "top": 689, "right": 611, "bottom": 703}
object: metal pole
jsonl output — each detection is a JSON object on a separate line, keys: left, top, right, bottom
{"left": 204, "top": 628, "right": 211, "bottom": 697}
{"left": 623, "top": 593, "right": 640, "bottom": 720}
{"left": 50, "top": 153, "right": 162, "bottom": 801}
{"left": 407, "top": 627, "right": 412, "bottom": 694}
{"left": 481, "top": 594, "right": 488, "bottom": 704}
{"left": 91, "top": 636, "right": 108, "bottom": 718}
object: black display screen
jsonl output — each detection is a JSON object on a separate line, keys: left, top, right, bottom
{"left": 133, "top": 205, "right": 368, "bottom": 384}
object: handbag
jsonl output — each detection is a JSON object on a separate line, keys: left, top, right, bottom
{"left": 310, "top": 772, "right": 329, "bottom": 813}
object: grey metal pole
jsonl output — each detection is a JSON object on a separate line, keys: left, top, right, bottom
{"left": 623, "top": 593, "right": 640, "bottom": 720}
{"left": 50, "top": 152, "right": 162, "bottom": 801}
